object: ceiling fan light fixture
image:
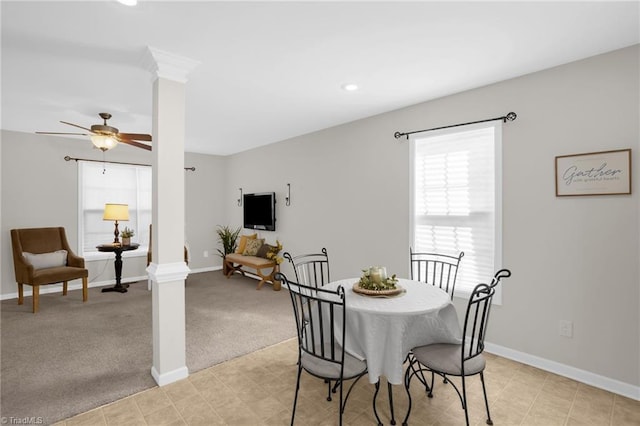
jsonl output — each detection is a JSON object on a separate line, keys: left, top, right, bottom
{"left": 91, "top": 134, "right": 118, "bottom": 151}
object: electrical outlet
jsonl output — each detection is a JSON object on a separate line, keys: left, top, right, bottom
{"left": 203, "top": 250, "right": 209, "bottom": 258}
{"left": 559, "top": 320, "right": 573, "bottom": 338}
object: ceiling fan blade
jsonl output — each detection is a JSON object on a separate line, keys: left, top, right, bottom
{"left": 119, "top": 132, "right": 152, "bottom": 142}
{"left": 60, "top": 121, "right": 94, "bottom": 133}
{"left": 117, "top": 137, "right": 152, "bottom": 151}
{"left": 36, "top": 131, "right": 89, "bottom": 136}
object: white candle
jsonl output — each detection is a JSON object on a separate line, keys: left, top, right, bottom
{"left": 370, "top": 266, "right": 386, "bottom": 284}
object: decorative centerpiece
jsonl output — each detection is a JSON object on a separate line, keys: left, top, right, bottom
{"left": 354, "top": 266, "right": 403, "bottom": 297}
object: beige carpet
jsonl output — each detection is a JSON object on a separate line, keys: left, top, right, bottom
{"left": 0, "top": 270, "right": 295, "bottom": 425}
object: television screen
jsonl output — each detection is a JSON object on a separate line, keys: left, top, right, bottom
{"left": 243, "top": 192, "right": 276, "bottom": 231}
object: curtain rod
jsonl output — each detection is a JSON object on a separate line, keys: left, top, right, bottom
{"left": 64, "top": 156, "right": 196, "bottom": 171}
{"left": 394, "top": 111, "right": 517, "bottom": 140}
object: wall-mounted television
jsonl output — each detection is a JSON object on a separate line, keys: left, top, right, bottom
{"left": 243, "top": 192, "right": 276, "bottom": 231}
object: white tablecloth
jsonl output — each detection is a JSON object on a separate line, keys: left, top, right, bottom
{"left": 323, "top": 278, "right": 462, "bottom": 384}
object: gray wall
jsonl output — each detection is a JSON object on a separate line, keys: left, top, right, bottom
{"left": 224, "top": 46, "right": 640, "bottom": 391}
{"left": 1, "top": 45, "right": 638, "bottom": 395}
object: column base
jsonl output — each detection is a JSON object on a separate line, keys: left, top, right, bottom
{"left": 151, "top": 365, "right": 189, "bottom": 386}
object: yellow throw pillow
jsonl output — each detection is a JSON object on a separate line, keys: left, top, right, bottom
{"left": 243, "top": 238, "right": 264, "bottom": 256}
{"left": 236, "top": 233, "right": 257, "bottom": 254}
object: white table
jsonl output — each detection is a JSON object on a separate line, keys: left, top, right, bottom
{"left": 323, "top": 278, "right": 462, "bottom": 385}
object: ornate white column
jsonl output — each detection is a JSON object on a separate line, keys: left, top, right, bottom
{"left": 142, "top": 46, "right": 199, "bottom": 386}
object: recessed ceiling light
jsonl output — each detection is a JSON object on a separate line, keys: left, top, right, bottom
{"left": 117, "top": 0, "right": 137, "bottom": 6}
{"left": 342, "top": 83, "right": 359, "bottom": 92}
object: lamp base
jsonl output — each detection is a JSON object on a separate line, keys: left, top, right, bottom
{"left": 101, "top": 283, "right": 129, "bottom": 293}
{"left": 113, "top": 220, "right": 120, "bottom": 244}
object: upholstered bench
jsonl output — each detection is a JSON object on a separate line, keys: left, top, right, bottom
{"left": 224, "top": 252, "right": 281, "bottom": 291}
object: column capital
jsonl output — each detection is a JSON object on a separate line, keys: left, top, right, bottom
{"left": 142, "top": 46, "right": 200, "bottom": 83}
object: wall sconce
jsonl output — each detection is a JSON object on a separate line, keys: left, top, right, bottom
{"left": 285, "top": 183, "right": 291, "bottom": 206}
{"left": 238, "top": 188, "right": 243, "bottom": 206}
{"left": 103, "top": 203, "right": 129, "bottom": 244}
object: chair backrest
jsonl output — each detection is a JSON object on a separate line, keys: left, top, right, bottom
{"left": 410, "top": 248, "right": 464, "bottom": 299}
{"left": 461, "top": 268, "right": 511, "bottom": 367}
{"left": 283, "top": 248, "right": 330, "bottom": 289}
{"left": 276, "top": 272, "right": 346, "bottom": 373}
{"left": 11, "top": 227, "right": 69, "bottom": 255}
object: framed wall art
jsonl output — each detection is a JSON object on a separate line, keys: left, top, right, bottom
{"left": 555, "top": 149, "right": 631, "bottom": 196}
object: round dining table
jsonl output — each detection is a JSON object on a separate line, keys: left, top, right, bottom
{"left": 323, "top": 278, "right": 462, "bottom": 385}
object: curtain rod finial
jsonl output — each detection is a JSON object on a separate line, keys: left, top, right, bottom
{"left": 505, "top": 112, "right": 517, "bottom": 122}
{"left": 394, "top": 131, "right": 404, "bottom": 139}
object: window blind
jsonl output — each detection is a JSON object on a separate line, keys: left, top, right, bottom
{"left": 79, "top": 161, "right": 152, "bottom": 254}
{"left": 412, "top": 122, "right": 501, "bottom": 295}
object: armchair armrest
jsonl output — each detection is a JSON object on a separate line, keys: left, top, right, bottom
{"left": 14, "top": 254, "right": 35, "bottom": 283}
{"left": 67, "top": 251, "right": 85, "bottom": 268}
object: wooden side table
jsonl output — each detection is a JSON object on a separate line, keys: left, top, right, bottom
{"left": 97, "top": 243, "right": 139, "bottom": 293}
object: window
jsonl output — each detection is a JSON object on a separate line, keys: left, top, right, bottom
{"left": 78, "top": 161, "right": 152, "bottom": 257}
{"left": 411, "top": 121, "right": 502, "bottom": 300}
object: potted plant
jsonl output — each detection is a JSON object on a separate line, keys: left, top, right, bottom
{"left": 216, "top": 225, "right": 241, "bottom": 274}
{"left": 121, "top": 227, "right": 135, "bottom": 246}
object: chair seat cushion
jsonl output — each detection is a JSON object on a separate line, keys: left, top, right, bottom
{"left": 31, "top": 266, "right": 88, "bottom": 286}
{"left": 412, "top": 343, "right": 486, "bottom": 376}
{"left": 301, "top": 343, "right": 367, "bottom": 380}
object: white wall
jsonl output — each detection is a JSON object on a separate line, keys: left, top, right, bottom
{"left": 225, "top": 46, "right": 640, "bottom": 392}
{"left": 0, "top": 131, "right": 228, "bottom": 296}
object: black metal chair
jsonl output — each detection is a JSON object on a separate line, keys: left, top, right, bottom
{"left": 276, "top": 272, "right": 367, "bottom": 426}
{"left": 402, "top": 269, "right": 511, "bottom": 426}
{"left": 283, "top": 247, "right": 330, "bottom": 289}
{"left": 410, "top": 248, "right": 464, "bottom": 300}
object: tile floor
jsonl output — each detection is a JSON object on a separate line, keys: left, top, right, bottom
{"left": 56, "top": 338, "right": 640, "bottom": 425}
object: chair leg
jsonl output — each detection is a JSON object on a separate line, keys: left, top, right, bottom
{"left": 402, "top": 362, "right": 413, "bottom": 426}
{"left": 373, "top": 380, "right": 383, "bottom": 426}
{"left": 337, "top": 375, "right": 344, "bottom": 426}
{"left": 480, "top": 372, "right": 493, "bottom": 425}
{"left": 291, "top": 366, "right": 302, "bottom": 426}
{"left": 387, "top": 381, "right": 396, "bottom": 425}
{"left": 32, "top": 285, "right": 39, "bottom": 313}
{"left": 428, "top": 371, "right": 435, "bottom": 397}
{"left": 461, "top": 375, "right": 470, "bottom": 426}
{"left": 63, "top": 281, "right": 68, "bottom": 296}
{"left": 17, "top": 283, "right": 24, "bottom": 305}
{"left": 82, "top": 277, "right": 88, "bottom": 302}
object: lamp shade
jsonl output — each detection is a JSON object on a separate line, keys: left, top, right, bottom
{"left": 91, "top": 134, "right": 118, "bottom": 151}
{"left": 103, "top": 203, "right": 129, "bottom": 221}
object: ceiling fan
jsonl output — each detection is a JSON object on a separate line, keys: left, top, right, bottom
{"left": 36, "top": 112, "right": 152, "bottom": 151}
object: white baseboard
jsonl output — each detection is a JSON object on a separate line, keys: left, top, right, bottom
{"left": 151, "top": 365, "right": 189, "bottom": 386}
{"left": 484, "top": 342, "right": 640, "bottom": 400}
{"left": 188, "top": 265, "right": 221, "bottom": 274}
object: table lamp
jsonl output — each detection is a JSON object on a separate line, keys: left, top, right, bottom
{"left": 103, "top": 203, "right": 129, "bottom": 245}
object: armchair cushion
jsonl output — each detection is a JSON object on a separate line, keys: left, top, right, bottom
{"left": 23, "top": 250, "right": 67, "bottom": 270}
